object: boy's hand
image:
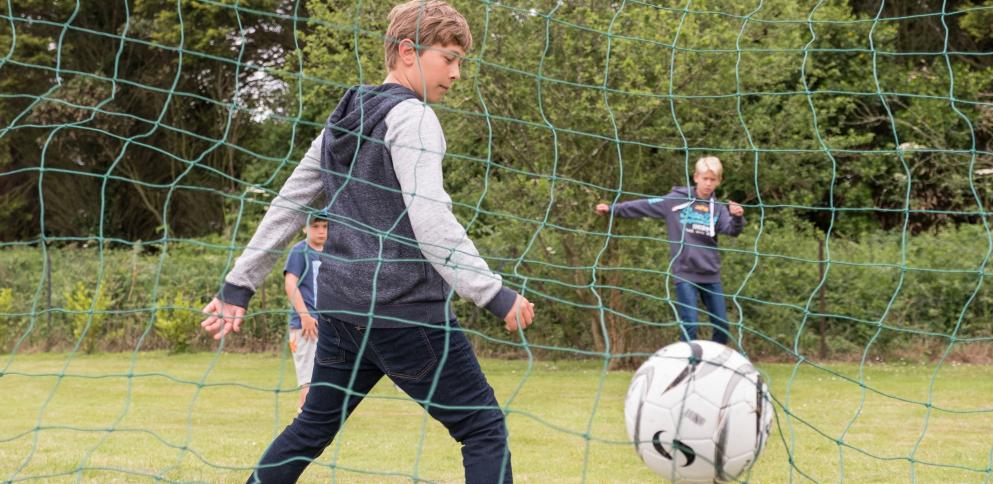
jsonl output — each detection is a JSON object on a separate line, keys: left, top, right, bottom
{"left": 728, "top": 201, "right": 744, "bottom": 217}
{"left": 200, "top": 297, "right": 246, "bottom": 340}
{"left": 594, "top": 203, "right": 610, "bottom": 215}
{"left": 301, "top": 314, "right": 318, "bottom": 341}
{"left": 504, "top": 294, "right": 535, "bottom": 332}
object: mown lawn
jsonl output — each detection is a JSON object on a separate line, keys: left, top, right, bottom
{"left": 2, "top": 352, "right": 991, "bottom": 482}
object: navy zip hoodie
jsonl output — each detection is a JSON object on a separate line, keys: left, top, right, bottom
{"left": 219, "top": 83, "right": 516, "bottom": 327}
{"left": 612, "top": 186, "right": 745, "bottom": 283}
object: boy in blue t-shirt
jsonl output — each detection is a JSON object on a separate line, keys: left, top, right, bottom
{"left": 283, "top": 214, "right": 328, "bottom": 411}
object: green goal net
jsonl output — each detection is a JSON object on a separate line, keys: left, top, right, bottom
{"left": 2, "top": 0, "right": 993, "bottom": 481}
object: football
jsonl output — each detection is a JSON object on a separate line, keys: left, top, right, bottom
{"left": 625, "top": 340, "right": 774, "bottom": 482}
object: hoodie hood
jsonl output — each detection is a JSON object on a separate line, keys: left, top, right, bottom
{"left": 325, "top": 83, "right": 418, "bottom": 167}
{"left": 668, "top": 185, "right": 714, "bottom": 200}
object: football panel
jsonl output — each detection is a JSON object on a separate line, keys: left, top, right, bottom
{"left": 624, "top": 364, "right": 653, "bottom": 441}
{"left": 666, "top": 392, "right": 720, "bottom": 441}
{"left": 724, "top": 399, "right": 765, "bottom": 455}
{"left": 670, "top": 437, "right": 719, "bottom": 481}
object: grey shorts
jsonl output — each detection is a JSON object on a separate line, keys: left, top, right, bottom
{"left": 289, "top": 328, "right": 317, "bottom": 386}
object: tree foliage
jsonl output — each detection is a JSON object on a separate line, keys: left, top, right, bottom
{"left": 1, "top": 0, "right": 304, "bottom": 241}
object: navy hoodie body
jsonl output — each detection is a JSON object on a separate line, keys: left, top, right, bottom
{"left": 219, "top": 83, "right": 516, "bottom": 327}
{"left": 612, "top": 186, "right": 745, "bottom": 283}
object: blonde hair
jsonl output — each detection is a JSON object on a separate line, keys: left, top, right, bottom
{"left": 385, "top": 1, "right": 473, "bottom": 69}
{"left": 695, "top": 156, "right": 723, "bottom": 179}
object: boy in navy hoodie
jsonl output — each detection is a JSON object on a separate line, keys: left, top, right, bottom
{"left": 199, "top": 2, "right": 534, "bottom": 482}
{"left": 596, "top": 156, "right": 744, "bottom": 344}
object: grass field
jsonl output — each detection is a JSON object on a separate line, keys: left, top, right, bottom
{"left": 2, "top": 352, "right": 992, "bottom": 483}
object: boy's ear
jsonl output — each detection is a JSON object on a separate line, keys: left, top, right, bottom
{"left": 397, "top": 38, "right": 418, "bottom": 66}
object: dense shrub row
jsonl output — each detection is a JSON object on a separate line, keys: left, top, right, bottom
{"left": 2, "top": 224, "right": 991, "bottom": 362}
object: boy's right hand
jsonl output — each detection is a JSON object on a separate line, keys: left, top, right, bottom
{"left": 504, "top": 294, "right": 535, "bottom": 332}
{"left": 301, "top": 314, "right": 318, "bottom": 341}
{"left": 594, "top": 203, "right": 610, "bottom": 215}
{"left": 200, "top": 297, "right": 246, "bottom": 340}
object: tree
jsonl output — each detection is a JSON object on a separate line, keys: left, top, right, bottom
{"left": 0, "top": 0, "right": 304, "bottom": 242}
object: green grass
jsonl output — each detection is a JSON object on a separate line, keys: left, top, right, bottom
{"left": 2, "top": 352, "right": 992, "bottom": 483}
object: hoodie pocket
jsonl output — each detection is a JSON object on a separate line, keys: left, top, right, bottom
{"left": 674, "top": 245, "right": 721, "bottom": 275}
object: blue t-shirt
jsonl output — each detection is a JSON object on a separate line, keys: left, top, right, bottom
{"left": 283, "top": 240, "right": 323, "bottom": 329}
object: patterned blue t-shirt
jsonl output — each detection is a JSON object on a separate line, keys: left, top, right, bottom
{"left": 283, "top": 240, "right": 322, "bottom": 329}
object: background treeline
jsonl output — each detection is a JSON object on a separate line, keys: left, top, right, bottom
{"left": 2, "top": 1, "right": 992, "bottom": 364}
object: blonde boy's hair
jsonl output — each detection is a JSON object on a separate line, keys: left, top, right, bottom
{"left": 385, "top": 1, "right": 473, "bottom": 69}
{"left": 695, "top": 156, "right": 723, "bottom": 179}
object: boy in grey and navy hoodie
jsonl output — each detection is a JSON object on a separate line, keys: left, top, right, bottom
{"left": 199, "top": 2, "right": 533, "bottom": 482}
{"left": 596, "top": 156, "right": 745, "bottom": 345}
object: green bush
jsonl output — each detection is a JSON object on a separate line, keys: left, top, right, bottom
{"left": 154, "top": 292, "right": 198, "bottom": 354}
{"left": 0, "top": 287, "right": 27, "bottom": 353}
{"left": 0, "top": 241, "right": 293, "bottom": 352}
{"left": 63, "top": 281, "right": 114, "bottom": 353}
{"left": 1, "top": 225, "right": 990, "bottom": 360}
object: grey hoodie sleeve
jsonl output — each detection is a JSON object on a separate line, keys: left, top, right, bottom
{"left": 717, "top": 203, "right": 745, "bottom": 236}
{"left": 218, "top": 131, "right": 326, "bottom": 308}
{"left": 385, "top": 100, "right": 516, "bottom": 319}
{"left": 612, "top": 198, "right": 669, "bottom": 219}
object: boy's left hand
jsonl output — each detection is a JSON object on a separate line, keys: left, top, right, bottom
{"left": 200, "top": 297, "right": 246, "bottom": 340}
{"left": 728, "top": 201, "right": 744, "bottom": 217}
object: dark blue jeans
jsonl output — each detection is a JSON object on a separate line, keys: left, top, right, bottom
{"left": 674, "top": 281, "right": 730, "bottom": 344}
{"left": 249, "top": 316, "right": 512, "bottom": 483}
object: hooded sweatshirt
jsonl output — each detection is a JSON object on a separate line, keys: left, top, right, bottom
{"left": 612, "top": 186, "right": 745, "bottom": 283}
{"left": 219, "top": 83, "right": 516, "bottom": 327}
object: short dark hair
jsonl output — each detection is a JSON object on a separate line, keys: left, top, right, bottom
{"left": 307, "top": 210, "right": 331, "bottom": 224}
